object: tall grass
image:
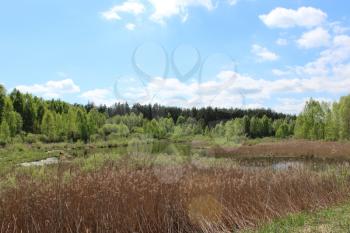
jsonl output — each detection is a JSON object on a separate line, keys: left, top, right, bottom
{"left": 0, "top": 161, "right": 348, "bottom": 233}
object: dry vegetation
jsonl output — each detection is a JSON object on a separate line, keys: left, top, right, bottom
{"left": 0, "top": 159, "right": 349, "bottom": 233}
{"left": 209, "top": 140, "right": 350, "bottom": 160}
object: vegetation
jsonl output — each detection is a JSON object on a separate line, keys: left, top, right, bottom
{"left": 0, "top": 84, "right": 296, "bottom": 146}
{"left": 294, "top": 97, "right": 350, "bottom": 141}
{"left": 0, "top": 159, "right": 348, "bottom": 233}
{"left": 2, "top": 84, "right": 350, "bottom": 232}
{"left": 248, "top": 202, "right": 350, "bottom": 233}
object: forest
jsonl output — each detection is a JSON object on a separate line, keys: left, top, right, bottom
{"left": 1, "top": 84, "right": 350, "bottom": 146}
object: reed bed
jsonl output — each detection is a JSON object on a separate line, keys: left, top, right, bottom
{"left": 0, "top": 161, "right": 348, "bottom": 233}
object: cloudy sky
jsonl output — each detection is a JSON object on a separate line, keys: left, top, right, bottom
{"left": 1, "top": 0, "right": 350, "bottom": 114}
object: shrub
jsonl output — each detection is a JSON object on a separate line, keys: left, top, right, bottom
{"left": 23, "top": 133, "right": 39, "bottom": 144}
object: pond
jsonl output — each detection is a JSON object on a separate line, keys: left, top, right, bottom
{"left": 19, "top": 140, "right": 350, "bottom": 171}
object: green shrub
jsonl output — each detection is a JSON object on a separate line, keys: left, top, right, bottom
{"left": 23, "top": 133, "right": 39, "bottom": 144}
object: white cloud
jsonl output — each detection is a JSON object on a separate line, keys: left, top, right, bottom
{"left": 276, "top": 38, "right": 288, "bottom": 46}
{"left": 227, "top": 0, "right": 238, "bottom": 6}
{"left": 295, "top": 34, "right": 350, "bottom": 76}
{"left": 93, "top": 66, "right": 350, "bottom": 112}
{"left": 153, "top": 71, "right": 349, "bottom": 109}
{"left": 297, "top": 27, "right": 330, "bottom": 49}
{"left": 330, "top": 22, "right": 350, "bottom": 35}
{"left": 125, "top": 23, "right": 136, "bottom": 30}
{"left": 16, "top": 79, "right": 80, "bottom": 98}
{"left": 259, "top": 7, "right": 327, "bottom": 29}
{"left": 272, "top": 69, "right": 291, "bottom": 76}
{"left": 101, "top": 0, "right": 145, "bottom": 21}
{"left": 251, "top": 44, "right": 279, "bottom": 62}
{"left": 71, "top": 56, "right": 350, "bottom": 113}
{"left": 80, "top": 89, "right": 116, "bottom": 106}
{"left": 148, "top": 0, "right": 214, "bottom": 24}
{"left": 102, "top": 0, "right": 239, "bottom": 25}
{"left": 274, "top": 97, "right": 332, "bottom": 114}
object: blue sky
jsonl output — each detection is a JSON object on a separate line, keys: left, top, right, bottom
{"left": 1, "top": 0, "right": 350, "bottom": 113}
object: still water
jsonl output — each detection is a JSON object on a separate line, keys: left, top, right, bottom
{"left": 20, "top": 140, "right": 349, "bottom": 171}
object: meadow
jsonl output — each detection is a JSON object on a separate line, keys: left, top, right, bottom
{"left": 1, "top": 139, "right": 350, "bottom": 233}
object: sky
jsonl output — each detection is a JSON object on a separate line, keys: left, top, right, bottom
{"left": 1, "top": 0, "right": 350, "bottom": 114}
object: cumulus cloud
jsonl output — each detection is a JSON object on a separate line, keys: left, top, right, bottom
{"left": 272, "top": 69, "right": 291, "bottom": 76}
{"left": 16, "top": 79, "right": 80, "bottom": 98}
{"left": 102, "top": 0, "right": 240, "bottom": 25}
{"left": 276, "top": 38, "right": 288, "bottom": 46}
{"left": 125, "top": 23, "right": 136, "bottom": 30}
{"left": 330, "top": 22, "right": 350, "bottom": 35}
{"left": 148, "top": 0, "right": 214, "bottom": 24}
{"left": 295, "top": 34, "right": 350, "bottom": 76}
{"left": 80, "top": 89, "right": 116, "bottom": 106}
{"left": 251, "top": 44, "right": 279, "bottom": 62}
{"left": 94, "top": 66, "right": 350, "bottom": 112}
{"left": 259, "top": 7, "right": 327, "bottom": 29}
{"left": 101, "top": 0, "right": 145, "bottom": 21}
{"left": 297, "top": 27, "right": 330, "bottom": 49}
{"left": 227, "top": 0, "right": 238, "bottom": 6}
{"left": 274, "top": 97, "right": 332, "bottom": 114}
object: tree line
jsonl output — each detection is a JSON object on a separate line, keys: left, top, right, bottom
{"left": 294, "top": 96, "right": 350, "bottom": 141}
{"left": 1, "top": 84, "right": 349, "bottom": 145}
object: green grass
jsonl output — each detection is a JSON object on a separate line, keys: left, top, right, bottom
{"left": 246, "top": 203, "right": 350, "bottom": 233}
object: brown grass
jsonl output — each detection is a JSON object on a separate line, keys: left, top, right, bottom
{"left": 209, "top": 139, "right": 350, "bottom": 160}
{"left": 0, "top": 162, "right": 348, "bottom": 233}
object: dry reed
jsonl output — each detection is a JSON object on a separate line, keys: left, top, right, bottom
{"left": 0, "top": 161, "right": 348, "bottom": 233}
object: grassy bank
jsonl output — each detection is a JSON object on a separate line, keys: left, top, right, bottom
{"left": 248, "top": 202, "right": 350, "bottom": 233}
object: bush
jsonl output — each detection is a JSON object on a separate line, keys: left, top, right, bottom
{"left": 102, "top": 123, "right": 129, "bottom": 138}
{"left": 90, "top": 134, "right": 103, "bottom": 143}
{"left": 23, "top": 133, "right": 39, "bottom": 144}
{"left": 102, "top": 124, "right": 119, "bottom": 136}
{"left": 12, "top": 135, "right": 23, "bottom": 144}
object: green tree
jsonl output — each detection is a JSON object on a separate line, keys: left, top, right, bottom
{"left": 176, "top": 115, "right": 186, "bottom": 125}
{"left": 0, "top": 85, "right": 6, "bottom": 123}
{"left": 6, "top": 111, "right": 22, "bottom": 137}
{"left": 225, "top": 118, "right": 245, "bottom": 141}
{"left": 23, "top": 95, "right": 37, "bottom": 133}
{"left": 2, "top": 97, "right": 22, "bottom": 137}
{"left": 276, "top": 123, "right": 289, "bottom": 138}
{"left": 66, "top": 108, "right": 79, "bottom": 142}
{"left": 294, "top": 99, "right": 327, "bottom": 140}
{"left": 0, "top": 120, "right": 10, "bottom": 144}
{"left": 76, "top": 109, "right": 89, "bottom": 142}
{"left": 260, "top": 115, "right": 272, "bottom": 137}
{"left": 250, "top": 117, "right": 261, "bottom": 138}
{"left": 242, "top": 116, "right": 250, "bottom": 136}
{"left": 41, "top": 109, "right": 56, "bottom": 141}
{"left": 88, "top": 108, "right": 106, "bottom": 136}
{"left": 10, "top": 89, "right": 25, "bottom": 119}
{"left": 324, "top": 104, "right": 340, "bottom": 141}
{"left": 338, "top": 95, "right": 350, "bottom": 140}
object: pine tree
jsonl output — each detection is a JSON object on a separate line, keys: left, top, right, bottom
{"left": 10, "top": 89, "right": 25, "bottom": 118}
{"left": 23, "top": 95, "right": 37, "bottom": 133}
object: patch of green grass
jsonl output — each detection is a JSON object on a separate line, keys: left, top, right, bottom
{"left": 246, "top": 203, "right": 350, "bottom": 233}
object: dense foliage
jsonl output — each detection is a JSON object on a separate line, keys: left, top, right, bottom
{"left": 294, "top": 96, "right": 350, "bottom": 141}
{"left": 2, "top": 84, "right": 349, "bottom": 144}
